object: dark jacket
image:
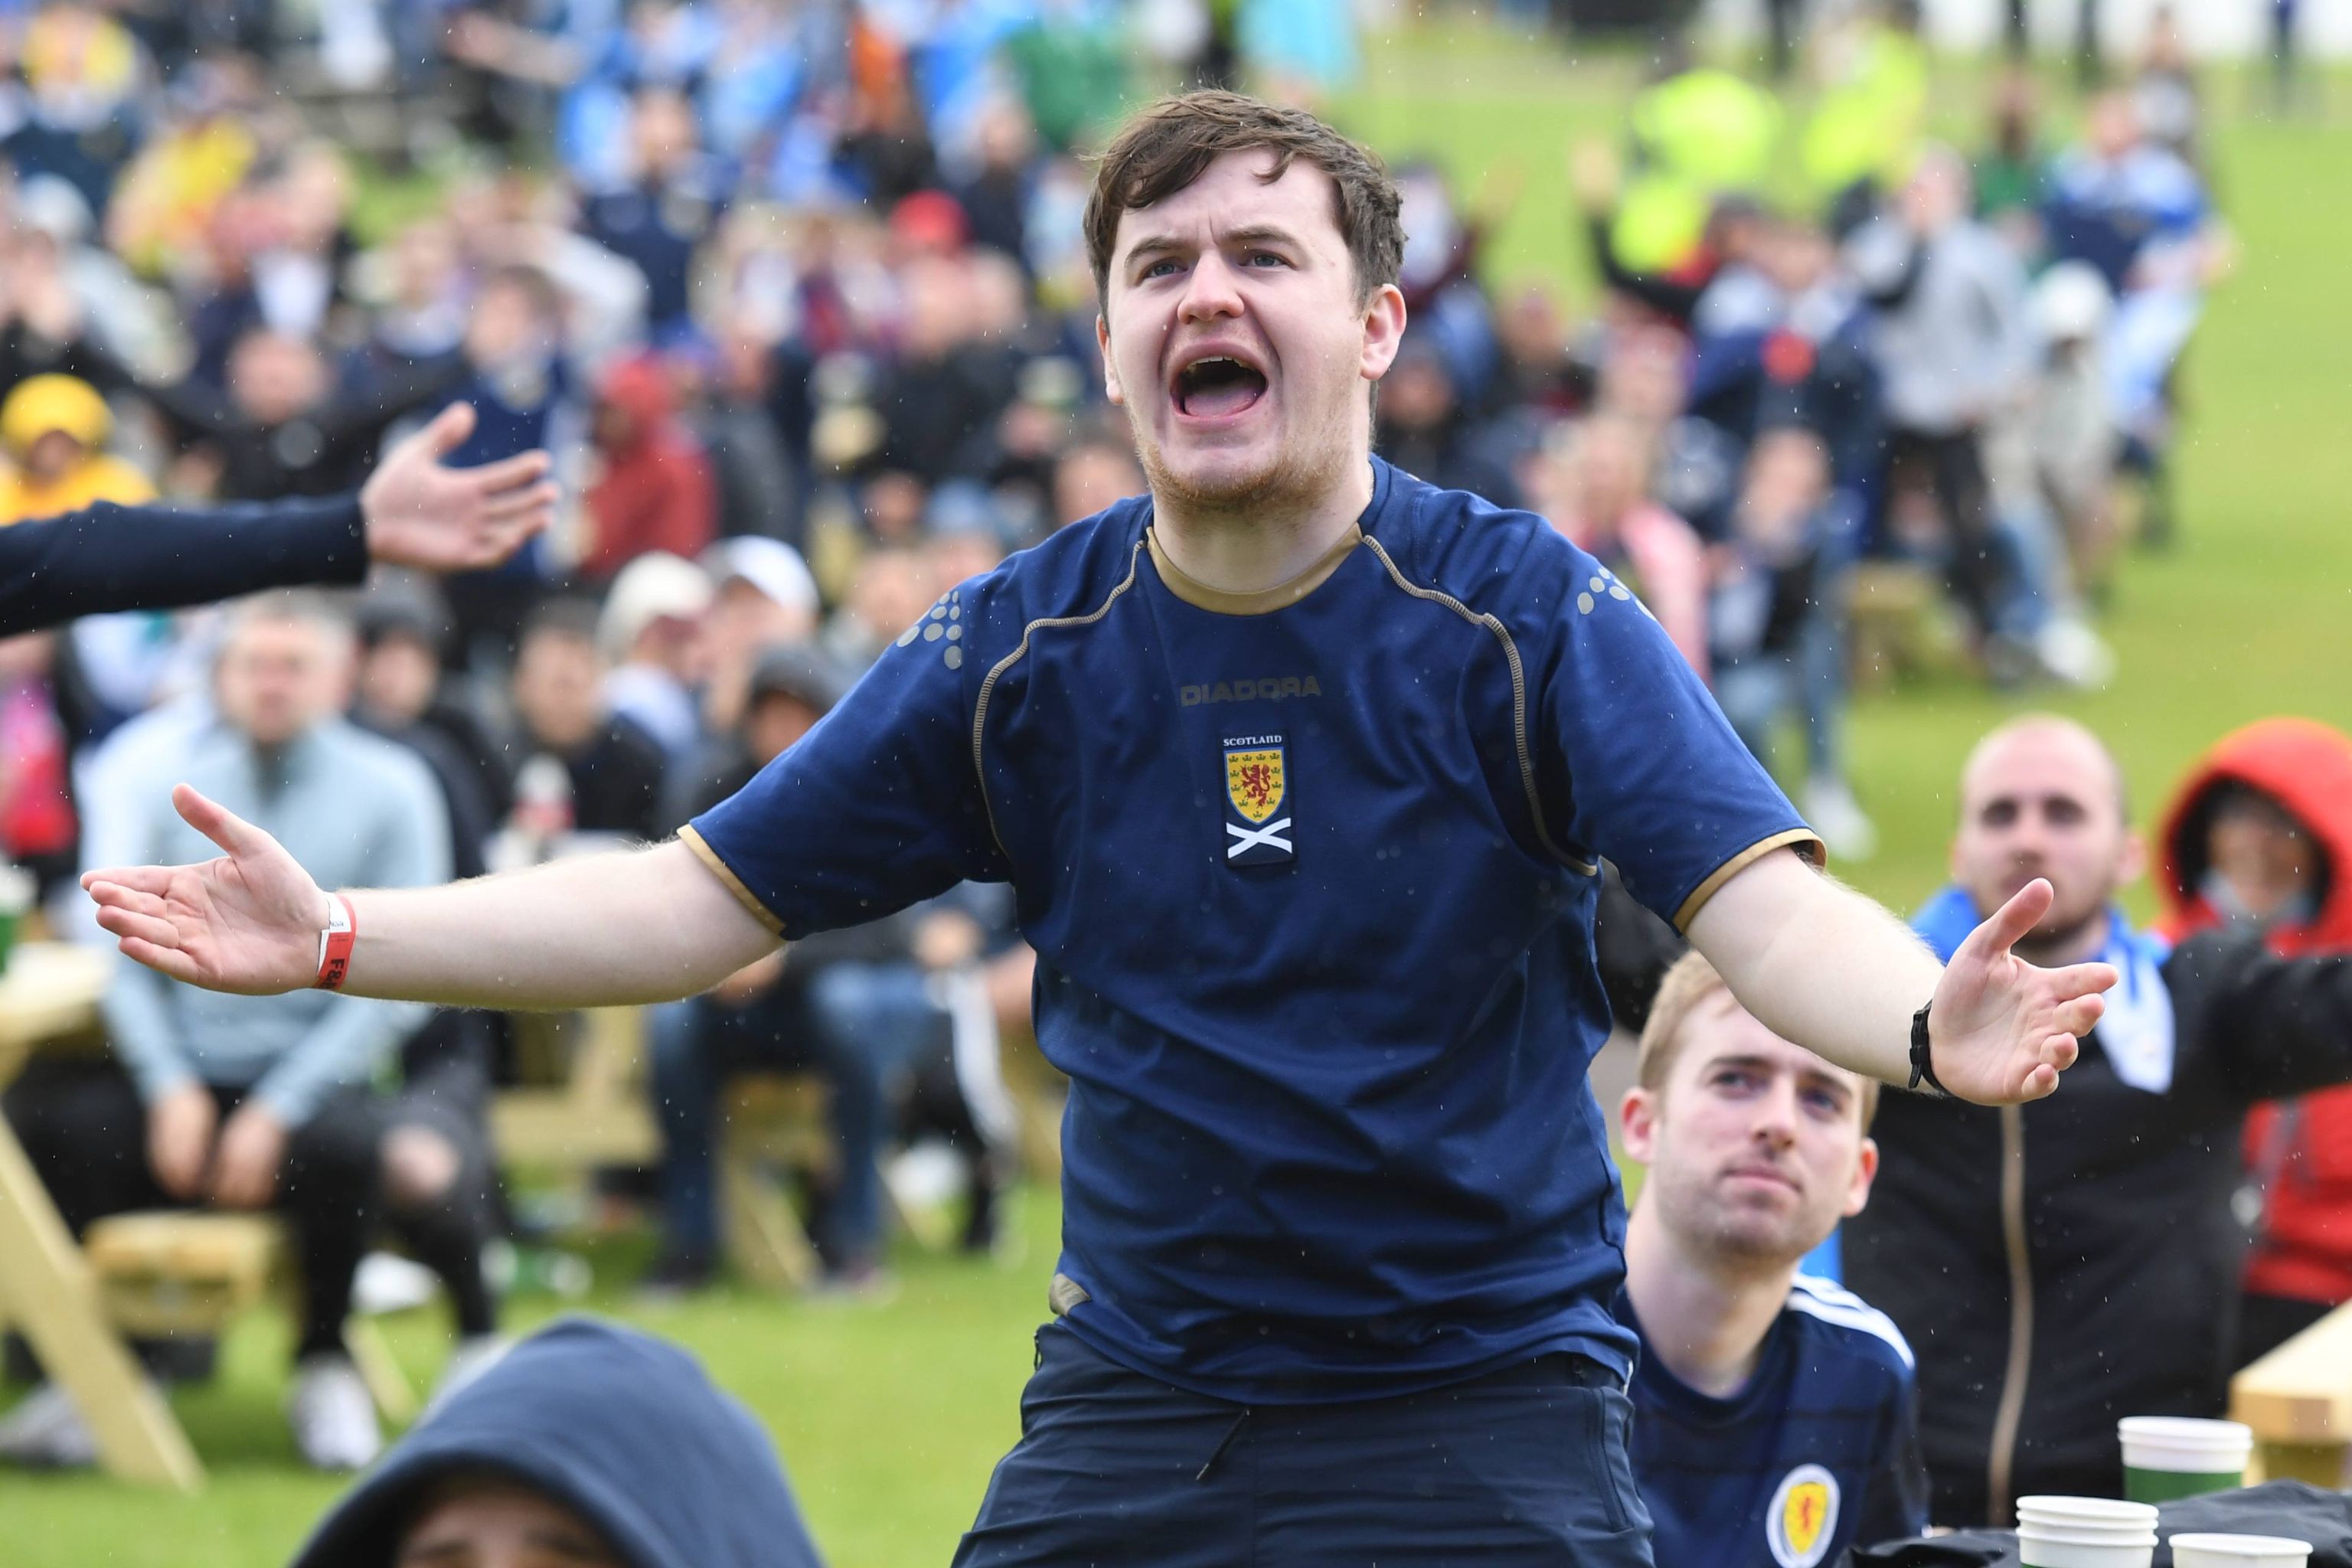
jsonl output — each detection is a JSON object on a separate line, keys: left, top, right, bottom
{"left": 0, "top": 494, "right": 364, "bottom": 638}
{"left": 1847, "top": 921, "right": 2352, "bottom": 1527}
{"left": 289, "top": 1317, "right": 823, "bottom": 1568}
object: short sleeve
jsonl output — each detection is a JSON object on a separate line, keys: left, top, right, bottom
{"left": 1521, "top": 534, "right": 1819, "bottom": 931}
{"left": 683, "top": 599, "right": 1009, "bottom": 941}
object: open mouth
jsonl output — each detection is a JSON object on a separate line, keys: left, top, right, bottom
{"left": 1173, "top": 354, "right": 1269, "bottom": 420}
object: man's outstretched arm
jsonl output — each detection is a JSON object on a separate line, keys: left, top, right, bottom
{"left": 84, "top": 786, "right": 777, "bottom": 1010}
{"left": 1686, "top": 848, "right": 2117, "bottom": 1105}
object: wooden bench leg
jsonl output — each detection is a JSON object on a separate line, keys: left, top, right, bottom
{"left": 720, "top": 1147, "right": 821, "bottom": 1292}
{"left": 0, "top": 1127, "right": 201, "bottom": 1490}
{"left": 345, "top": 1318, "right": 416, "bottom": 1426}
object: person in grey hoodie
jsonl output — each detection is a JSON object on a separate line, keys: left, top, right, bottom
{"left": 290, "top": 1317, "right": 825, "bottom": 1568}
{"left": 1847, "top": 145, "right": 2037, "bottom": 662}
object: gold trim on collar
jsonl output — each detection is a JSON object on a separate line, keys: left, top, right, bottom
{"left": 1146, "top": 524, "right": 1363, "bottom": 616}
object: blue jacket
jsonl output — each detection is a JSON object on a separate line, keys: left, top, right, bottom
{"left": 289, "top": 1318, "right": 824, "bottom": 1568}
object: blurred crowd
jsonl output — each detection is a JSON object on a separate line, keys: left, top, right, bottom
{"left": 0, "top": 0, "right": 2247, "bottom": 1481}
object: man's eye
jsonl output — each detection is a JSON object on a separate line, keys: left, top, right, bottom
{"left": 1802, "top": 1089, "right": 1843, "bottom": 1116}
{"left": 1142, "top": 259, "right": 1181, "bottom": 280}
{"left": 1246, "top": 251, "right": 1287, "bottom": 267}
{"left": 1713, "top": 1070, "right": 1758, "bottom": 1092}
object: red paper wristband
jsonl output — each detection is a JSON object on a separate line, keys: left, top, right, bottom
{"left": 314, "top": 894, "right": 357, "bottom": 991}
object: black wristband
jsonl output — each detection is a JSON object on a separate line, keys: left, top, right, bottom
{"left": 1908, "top": 1000, "right": 1950, "bottom": 1098}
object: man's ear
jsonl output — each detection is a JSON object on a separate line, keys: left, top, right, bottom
{"left": 1358, "top": 284, "right": 1407, "bottom": 383}
{"left": 1619, "top": 1085, "right": 1660, "bottom": 1166}
{"left": 1096, "top": 313, "right": 1123, "bottom": 407}
{"left": 2116, "top": 826, "right": 2148, "bottom": 893}
{"left": 1842, "top": 1135, "right": 1880, "bottom": 1219}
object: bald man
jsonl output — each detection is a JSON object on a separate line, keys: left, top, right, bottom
{"left": 1845, "top": 716, "right": 2352, "bottom": 1527}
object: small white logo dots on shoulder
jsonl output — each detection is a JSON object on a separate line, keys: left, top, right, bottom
{"left": 895, "top": 588, "right": 968, "bottom": 668}
{"left": 1574, "top": 567, "right": 1656, "bottom": 622}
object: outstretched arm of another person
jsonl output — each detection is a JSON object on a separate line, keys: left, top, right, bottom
{"left": 1686, "top": 848, "right": 2118, "bottom": 1105}
{"left": 0, "top": 405, "right": 555, "bottom": 637}
{"left": 84, "top": 786, "right": 777, "bottom": 1011}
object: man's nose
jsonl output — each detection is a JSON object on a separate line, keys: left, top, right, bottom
{"left": 1178, "top": 253, "right": 1245, "bottom": 323}
{"left": 1753, "top": 1081, "right": 1800, "bottom": 1147}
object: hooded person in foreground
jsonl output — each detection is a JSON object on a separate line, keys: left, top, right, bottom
{"left": 289, "top": 1316, "right": 823, "bottom": 1568}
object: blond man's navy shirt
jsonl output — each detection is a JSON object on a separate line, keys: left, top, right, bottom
{"left": 1615, "top": 1276, "right": 1932, "bottom": 1566}
{"left": 687, "top": 459, "right": 1818, "bottom": 1403}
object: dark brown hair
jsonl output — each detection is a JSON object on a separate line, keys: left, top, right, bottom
{"left": 1083, "top": 91, "right": 1403, "bottom": 307}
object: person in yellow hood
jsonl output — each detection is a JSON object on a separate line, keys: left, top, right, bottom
{"left": 0, "top": 374, "right": 157, "bottom": 524}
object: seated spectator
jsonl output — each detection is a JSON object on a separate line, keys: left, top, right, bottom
{"left": 0, "top": 372, "right": 155, "bottom": 522}
{"left": 1616, "top": 950, "right": 1929, "bottom": 1564}
{"left": 700, "top": 536, "right": 822, "bottom": 733}
{"left": 1374, "top": 333, "right": 1521, "bottom": 506}
{"left": 289, "top": 1317, "right": 822, "bottom": 1568}
{"left": 578, "top": 86, "right": 732, "bottom": 343}
{"left": 1051, "top": 435, "right": 1144, "bottom": 530}
{"left": 1710, "top": 427, "right": 1876, "bottom": 860}
{"left": 645, "top": 644, "right": 960, "bottom": 1295}
{"left": 1549, "top": 413, "right": 1710, "bottom": 678}
{"left": 1847, "top": 146, "right": 2034, "bottom": 668}
{"left": 580, "top": 354, "right": 718, "bottom": 585}
{"left": 2150, "top": 719, "right": 2352, "bottom": 1367}
{"left": 351, "top": 584, "right": 514, "bottom": 836}
{"left": 597, "top": 550, "right": 714, "bottom": 763}
{"left": 0, "top": 593, "right": 451, "bottom": 1472}
{"left": 1852, "top": 716, "right": 2352, "bottom": 1523}
{"left": 825, "top": 545, "right": 937, "bottom": 674}
{"left": 502, "top": 599, "right": 668, "bottom": 851}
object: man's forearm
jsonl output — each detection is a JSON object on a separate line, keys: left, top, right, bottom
{"left": 1686, "top": 849, "right": 1941, "bottom": 1086}
{"left": 339, "top": 839, "right": 778, "bottom": 1010}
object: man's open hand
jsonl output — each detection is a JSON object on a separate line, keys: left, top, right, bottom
{"left": 358, "top": 403, "right": 558, "bottom": 573}
{"left": 83, "top": 786, "right": 331, "bottom": 996}
{"left": 1928, "top": 878, "right": 2119, "bottom": 1104}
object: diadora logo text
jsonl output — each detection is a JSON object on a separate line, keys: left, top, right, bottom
{"left": 1181, "top": 676, "right": 1324, "bottom": 705}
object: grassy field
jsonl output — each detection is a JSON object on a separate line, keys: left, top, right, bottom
{"left": 8, "top": 34, "right": 2352, "bottom": 1568}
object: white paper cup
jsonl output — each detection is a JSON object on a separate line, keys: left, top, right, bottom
{"left": 2015, "top": 1528, "right": 2155, "bottom": 1568}
{"left": 2167, "top": 1535, "right": 2314, "bottom": 1568}
{"left": 2118, "top": 1416, "right": 2253, "bottom": 1503}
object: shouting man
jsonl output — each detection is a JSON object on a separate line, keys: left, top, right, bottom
{"left": 84, "top": 95, "right": 2110, "bottom": 1565}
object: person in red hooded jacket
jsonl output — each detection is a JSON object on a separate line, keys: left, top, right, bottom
{"left": 2154, "top": 716, "right": 2352, "bottom": 1367}
{"left": 580, "top": 356, "right": 717, "bottom": 585}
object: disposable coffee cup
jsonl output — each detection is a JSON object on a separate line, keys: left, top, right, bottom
{"left": 2015, "top": 1498, "right": 2158, "bottom": 1568}
{"left": 2117, "top": 1416, "right": 2252, "bottom": 1503}
{"left": 2168, "top": 1535, "right": 2313, "bottom": 1568}
{"left": 2016, "top": 1528, "right": 2155, "bottom": 1568}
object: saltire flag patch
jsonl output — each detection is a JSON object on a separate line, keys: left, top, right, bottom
{"left": 1223, "top": 736, "right": 1292, "bottom": 867}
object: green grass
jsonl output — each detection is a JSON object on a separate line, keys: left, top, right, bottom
{"left": 10, "top": 34, "right": 2352, "bottom": 1566}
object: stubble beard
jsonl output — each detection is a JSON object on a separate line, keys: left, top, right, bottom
{"left": 1130, "top": 394, "right": 1354, "bottom": 531}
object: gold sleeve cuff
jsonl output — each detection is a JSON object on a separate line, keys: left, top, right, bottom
{"left": 679, "top": 825, "right": 786, "bottom": 937}
{"left": 1671, "top": 828, "right": 1828, "bottom": 933}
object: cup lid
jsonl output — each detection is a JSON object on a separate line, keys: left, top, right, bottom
{"left": 2117, "top": 1416, "right": 2253, "bottom": 1445}
{"left": 2017, "top": 1496, "right": 2161, "bottom": 1526}
{"left": 2166, "top": 1534, "right": 2312, "bottom": 1552}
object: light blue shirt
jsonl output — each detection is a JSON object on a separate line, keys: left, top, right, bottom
{"left": 93, "top": 716, "right": 450, "bottom": 1125}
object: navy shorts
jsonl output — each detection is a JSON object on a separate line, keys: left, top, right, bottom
{"left": 953, "top": 1321, "right": 1655, "bottom": 1566}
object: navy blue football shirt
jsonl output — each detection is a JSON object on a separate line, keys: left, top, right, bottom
{"left": 686, "top": 459, "right": 1818, "bottom": 1402}
{"left": 1615, "top": 1276, "right": 1931, "bottom": 1567}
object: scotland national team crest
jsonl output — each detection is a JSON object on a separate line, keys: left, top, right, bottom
{"left": 1223, "top": 735, "right": 1292, "bottom": 867}
{"left": 1766, "top": 1464, "right": 1839, "bottom": 1568}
